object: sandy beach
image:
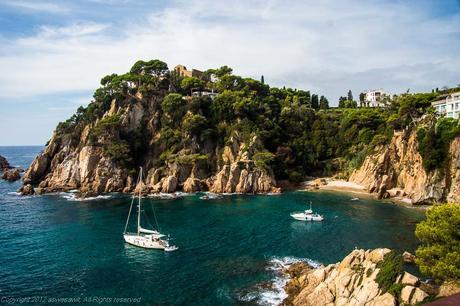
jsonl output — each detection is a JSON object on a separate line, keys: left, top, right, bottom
{"left": 300, "top": 178, "right": 427, "bottom": 209}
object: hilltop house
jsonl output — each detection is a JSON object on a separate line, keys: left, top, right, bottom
{"left": 362, "top": 89, "right": 390, "bottom": 107}
{"left": 432, "top": 92, "right": 460, "bottom": 119}
{"left": 174, "top": 65, "right": 204, "bottom": 78}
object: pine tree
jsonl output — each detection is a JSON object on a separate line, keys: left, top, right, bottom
{"left": 319, "top": 96, "right": 329, "bottom": 109}
{"left": 311, "top": 94, "right": 319, "bottom": 109}
{"left": 347, "top": 90, "right": 353, "bottom": 102}
{"left": 261, "top": 75, "right": 264, "bottom": 84}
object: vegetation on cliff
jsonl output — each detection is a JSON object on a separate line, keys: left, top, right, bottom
{"left": 52, "top": 59, "right": 410, "bottom": 182}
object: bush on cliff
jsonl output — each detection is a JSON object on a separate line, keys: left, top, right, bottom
{"left": 415, "top": 203, "right": 460, "bottom": 282}
{"left": 417, "top": 118, "right": 460, "bottom": 172}
{"left": 375, "top": 251, "right": 404, "bottom": 293}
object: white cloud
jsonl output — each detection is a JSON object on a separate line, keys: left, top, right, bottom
{"left": 4, "top": 1, "right": 69, "bottom": 14}
{"left": 0, "top": 0, "right": 459, "bottom": 105}
{"left": 38, "top": 22, "right": 110, "bottom": 38}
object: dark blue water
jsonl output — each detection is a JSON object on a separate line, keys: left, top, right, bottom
{"left": 0, "top": 146, "right": 424, "bottom": 305}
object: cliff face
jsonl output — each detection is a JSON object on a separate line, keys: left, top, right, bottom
{"left": 283, "top": 248, "right": 432, "bottom": 306}
{"left": 349, "top": 130, "right": 460, "bottom": 204}
{"left": 22, "top": 97, "right": 280, "bottom": 196}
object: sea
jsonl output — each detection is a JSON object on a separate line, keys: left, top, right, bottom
{"left": 0, "top": 146, "right": 424, "bottom": 305}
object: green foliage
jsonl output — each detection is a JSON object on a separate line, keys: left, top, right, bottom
{"left": 417, "top": 118, "right": 460, "bottom": 172}
{"left": 375, "top": 251, "right": 404, "bottom": 293}
{"left": 181, "top": 77, "right": 206, "bottom": 93}
{"left": 253, "top": 152, "right": 275, "bottom": 170}
{"left": 415, "top": 203, "right": 460, "bottom": 281}
{"left": 103, "top": 140, "right": 131, "bottom": 163}
{"left": 387, "top": 283, "right": 404, "bottom": 300}
{"left": 161, "top": 93, "right": 187, "bottom": 123}
{"left": 52, "top": 58, "right": 457, "bottom": 181}
{"left": 182, "top": 114, "right": 208, "bottom": 136}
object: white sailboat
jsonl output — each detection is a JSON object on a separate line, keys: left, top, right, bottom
{"left": 290, "top": 201, "right": 324, "bottom": 221}
{"left": 123, "top": 168, "right": 178, "bottom": 251}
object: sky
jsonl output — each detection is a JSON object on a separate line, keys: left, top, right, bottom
{"left": 0, "top": 0, "right": 459, "bottom": 145}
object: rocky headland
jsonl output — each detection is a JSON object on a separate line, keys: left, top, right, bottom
{"left": 19, "top": 61, "right": 460, "bottom": 202}
{"left": 282, "top": 248, "right": 444, "bottom": 306}
{"left": 349, "top": 130, "right": 460, "bottom": 204}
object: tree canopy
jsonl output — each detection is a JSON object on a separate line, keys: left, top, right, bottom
{"left": 415, "top": 204, "right": 460, "bottom": 281}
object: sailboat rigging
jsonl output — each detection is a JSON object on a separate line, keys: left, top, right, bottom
{"left": 123, "top": 167, "right": 178, "bottom": 251}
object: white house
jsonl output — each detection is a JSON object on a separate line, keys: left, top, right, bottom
{"left": 363, "top": 89, "right": 389, "bottom": 107}
{"left": 432, "top": 92, "right": 460, "bottom": 119}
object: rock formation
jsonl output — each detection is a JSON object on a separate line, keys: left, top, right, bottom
{"left": 349, "top": 130, "right": 460, "bottom": 204}
{"left": 21, "top": 98, "right": 280, "bottom": 196}
{"left": 2, "top": 168, "right": 21, "bottom": 182}
{"left": 0, "top": 154, "right": 11, "bottom": 170}
{"left": 283, "top": 248, "right": 433, "bottom": 306}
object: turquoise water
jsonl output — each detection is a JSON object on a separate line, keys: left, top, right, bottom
{"left": 0, "top": 146, "right": 424, "bottom": 305}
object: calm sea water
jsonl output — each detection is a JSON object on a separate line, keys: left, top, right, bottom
{"left": 0, "top": 146, "right": 424, "bottom": 305}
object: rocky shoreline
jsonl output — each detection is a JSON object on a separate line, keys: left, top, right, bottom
{"left": 279, "top": 248, "right": 454, "bottom": 306}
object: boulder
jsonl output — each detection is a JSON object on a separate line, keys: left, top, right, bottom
{"left": 410, "top": 287, "right": 429, "bottom": 304}
{"left": 438, "top": 280, "right": 460, "bottom": 297}
{"left": 367, "top": 292, "right": 396, "bottom": 306}
{"left": 2, "top": 168, "right": 21, "bottom": 181}
{"left": 19, "top": 184, "right": 35, "bottom": 195}
{"left": 366, "top": 248, "right": 391, "bottom": 263}
{"left": 401, "top": 285, "right": 416, "bottom": 304}
{"left": 162, "top": 176, "right": 177, "bottom": 193}
{"left": 402, "top": 251, "right": 416, "bottom": 263}
{"left": 400, "top": 272, "right": 419, "bottom": 286}
{"left": 0, "top": 154, "right": 11, "bottom": 170}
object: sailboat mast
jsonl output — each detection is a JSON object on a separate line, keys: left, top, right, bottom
{"left": 137, "top": 167, "right": 142, "bottom": 235}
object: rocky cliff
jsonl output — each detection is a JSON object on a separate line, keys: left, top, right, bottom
{"left": 283, "top": 248, "right": 434, "bottom": 306}
{"left": 21, "top": 96, "right": 280, "bottom": 196}
{"left": 349, "top": 130, "right": 460, "bottom": 204}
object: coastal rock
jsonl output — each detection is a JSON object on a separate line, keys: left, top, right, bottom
{"left": 183, "top": 177, "right": 201, "bottom": 192}
{"left": 162, "top": 176, "right": 177, "bottom": 193}
{"left": 283, "top": 248, "right": 430, "bottom": 306}
{"left": 402, "top": 251, "right": 416, "bottom": 263}
{"left": 2, "top": 168, "right": 21, "bottom": 181}
{"left": 0, "top": 154, "right": 11, "bottom": 170}
{"left": 349, "top": 130, "right": 460, "bottom": 204}
{"left": 210, "top": 134, "right": 279, "bottom": 194}
{"left": 400, "top": 272, "right": 419, "bottom": 286}
{"left": 19, "top": 184, "right": 34, "bottom": 195}
{"left": 438, "top": 281, "right": 460, "bottom": 297}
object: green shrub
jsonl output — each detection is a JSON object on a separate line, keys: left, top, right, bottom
{"left": 375, "top": 251, "right": 404, "bottom": 293}
{"left": 253, "top": 152, "right": 275, "bottom": 170}
{"left": 288, "top": 171, "right": 303, "bottom": 183}
{"left": 415, "top": 203, "right": 460, "bottom": 282}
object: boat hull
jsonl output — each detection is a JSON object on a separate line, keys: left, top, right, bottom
{"left": 123, "top": 234, "right": 177, "bottom": 250}
{"left": 290, "top": 213, "right": 324, "bottom": 222}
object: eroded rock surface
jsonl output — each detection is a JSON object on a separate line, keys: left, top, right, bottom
{"left": 349, "top": 131, "right": 460, "bottom": 204}
{"left": 283, "top": 248, "right": 433, "bottom": 306}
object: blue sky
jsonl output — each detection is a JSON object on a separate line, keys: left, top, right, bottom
{"left": 0, "top": 0, "right": 459, "bottom": 145}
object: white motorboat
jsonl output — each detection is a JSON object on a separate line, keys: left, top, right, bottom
{"left": 290, "top": 201, "right": 324, "bottom": 222}
{"left": 123, "top": 167, "right": 178, "bottom": 251}
{"left": 350, "top": 197, "right": 360, "bottom": 201}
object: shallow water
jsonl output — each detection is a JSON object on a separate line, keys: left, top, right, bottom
{"left": 0, "top": 146, "right": 424, "bottom": 305}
